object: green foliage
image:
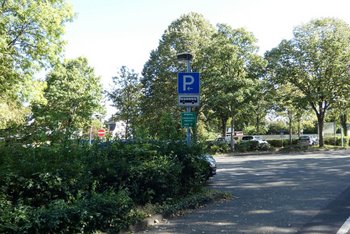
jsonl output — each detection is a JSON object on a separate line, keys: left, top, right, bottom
{"left": 202, "top": 24, "right": 267, "bottom": 137}
{"left": 324, "top": 136, "right": 350, "bottom": 146}
{"left": 30, "top": 57, "right": 104, "bottom": 143}
{"left": 0, "top": 0, "right": 74, "bottom": 129}
{"left": 266, "top": 18, "right": 350, "bottom": 146}
{"left": 243, "top": 126, "right": 255, "bottom": 135}
{"left": 107, "top": 66, "right": 142, "bottom": 139}
{"left": 267, "top": 120, "right": 289, "bottom": 134}
{"left": 235, "top": 141, "right": 271, "bottom": 152}
{"left": 0, "top": 141, "right": 209, "bottom": 233}
{"left": 157, "top": 112, "right": 182, "bottom": 140}
{"left": 206, "top": 141, "right": 230, "bottom": 154}
{"left": 141, "top": 12, "right": 215, "bottom": 138}
{"left": 267, "top": 139, "right": 284, "bottom": 148}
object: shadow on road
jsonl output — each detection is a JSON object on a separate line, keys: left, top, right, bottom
{"left": 142, "top": 151, "right": 350, "bottom": 233}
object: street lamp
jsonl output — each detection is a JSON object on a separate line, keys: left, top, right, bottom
{"left": 177, "top": 52, "right": 193, "bottom": 145}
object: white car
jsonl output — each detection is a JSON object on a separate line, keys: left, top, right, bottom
{"left": 241, "top": 135, "right": 268, "bottom": 144}
{"left": 299, "top": 135, "right": 317, "bottom": 146}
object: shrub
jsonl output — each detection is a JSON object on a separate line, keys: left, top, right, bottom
{"left": 268, "top": 139, "right": 284, "bottom": 147}
{"left": 127, "top": 155, "right": 182, "bottom": 204}
{"left": 324, "top": 136, "right": 350, "bottom": 146}
{"left": 235, "top": 141, "right": 271, "bottom": 152}
{"left": 0, "top": 140, "right": 209, "bottom": 232}
{"left": 205, "top": 141, "right": 230, "bottom": 154}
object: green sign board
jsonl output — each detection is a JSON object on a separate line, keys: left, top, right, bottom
{"left": 181, "top": 112, "right": 196, "bottom": 128}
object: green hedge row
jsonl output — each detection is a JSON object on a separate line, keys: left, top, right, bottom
{"left": 0, "top": 141, "right": 210, "bottom": 233}
{"left": 324, "top": 136, "right": 350, "bottom": 146}
{"left": 235, "top": 141, "right": 271, "bottom": 152}
{"left": 267, "top": 139, "right": 299, "bottom": 147}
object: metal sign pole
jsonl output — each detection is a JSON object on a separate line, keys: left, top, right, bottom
{"left": 185, "top": 59, "right": 191, "bottom": 145}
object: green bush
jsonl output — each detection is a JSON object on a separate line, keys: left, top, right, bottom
{"left": 127, "top": 155, "right": 182, "bottom": 204}
{"left": 0, "top": 140, "right": 209, "bottom": 232}
{"left": 235, "top": 141, "right": 271, "bottom": 152}
{"left": 0, "top": 190, "right": 138, "bottom": 233}
{"left": 324, "top": 136, "right": 350, "bottom": 146}
{"left": 205, "top": 140, "right": 230, "bottom": 154}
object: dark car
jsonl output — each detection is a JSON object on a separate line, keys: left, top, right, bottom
{"left": 201, "top": 154, "right": 217, "bottom": 178}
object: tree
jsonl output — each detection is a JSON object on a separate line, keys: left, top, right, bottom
{"left": 141, "top": 12, "right": 215, "bottom": 139}
{"left": 274, "top": 83, "right": 309, "bottom": 143}
{"left": 32, "top": 57, "right": 104, "bottom": 143}
{"left": 265, "top": 18, "right": 350, "bottom": 147}
{"left": 202, "top": 24, "right": 266, "bottom": 150}
{"left": 107, "top": 66, "right": 141, "bottom": 139}
{"left": 244, "top": 78, "right": 273, "bottom": 134}
{"left": 0, "top": 0, "right": 73, "bottom": 129}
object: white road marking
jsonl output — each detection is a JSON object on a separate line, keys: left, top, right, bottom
{"left": 337, "top": 216, "right": 350, "bottom": 234}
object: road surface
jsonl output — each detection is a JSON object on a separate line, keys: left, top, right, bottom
{"left": 141, "top": 150, "right": 350, "bottom": 233}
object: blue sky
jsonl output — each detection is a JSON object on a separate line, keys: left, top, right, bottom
{"left": 64, "top": 0, "right": 350, "bottom": 116}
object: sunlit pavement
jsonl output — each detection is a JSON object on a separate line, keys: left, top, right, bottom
{"left": 141, "top": 150, "right": 350, "bottom": 233}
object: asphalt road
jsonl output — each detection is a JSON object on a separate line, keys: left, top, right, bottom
{"left": 141, "top": 150, "right": 350, "bottom": 234}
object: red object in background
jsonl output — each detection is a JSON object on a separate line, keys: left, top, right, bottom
{"left": 98, "top": 129, "right": 105, "bottom": 137}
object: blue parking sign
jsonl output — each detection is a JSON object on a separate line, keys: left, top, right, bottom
{"left": 178, "top": 72, "right": 200, "bottom": 94}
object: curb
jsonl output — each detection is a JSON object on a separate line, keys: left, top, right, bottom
{"left": 120, "top": 214, "right": 166, "bottom": 233}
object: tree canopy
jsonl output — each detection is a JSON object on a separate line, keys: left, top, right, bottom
{"left": 0, "top": 0, "right": 74, "bottom": 129}
{"left": 202, "top": 24, "right": 266, "bottom": 141}
{"left": 31, "top": 57, "right": 104, "bottom": 143}
{"left": 141, "top": 12, "right": 215, "bottom": 138}
{"left": 266, "top": 18, "right": 350, "bottom": 146}
{"left": 107, "top": 66, "right": 141, "bottom": 139}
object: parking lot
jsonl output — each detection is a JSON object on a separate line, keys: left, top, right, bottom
{"left": 143, "top": 150, "right": 350, "bottom": 233}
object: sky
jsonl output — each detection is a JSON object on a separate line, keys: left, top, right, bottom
{"left": 64, "top": 0, "right": 350, "bottom": 116}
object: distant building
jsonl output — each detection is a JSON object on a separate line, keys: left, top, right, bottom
{"left": 105, "top": 120, "right": 126, "bottom": 138}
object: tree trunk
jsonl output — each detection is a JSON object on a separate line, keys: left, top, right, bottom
{"left": 311, "top": 101, "right": 327, "bottom": 148}
{"left": 221, "top": 117, "right": 228, "bottom": 138}
{"left": 256, "top": 115, "right": 260, "bottom": 134}
{"left": 340, "top": 113, "right": 348, "bottom": 137}
{"left": 125, "top": 119, "right": 129, "bottom": 139}
{"left": 230, "top": 117, "right": 235, "bottom": 152}
{"left": 288, "top": 112, "right": 293, "bottom": 145}
{"left": 317, "top": 112, "right": 325, "bottom": 147}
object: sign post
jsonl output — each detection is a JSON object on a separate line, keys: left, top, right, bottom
{"left": 177, "top": 52, "right": 200, "bottom": 145}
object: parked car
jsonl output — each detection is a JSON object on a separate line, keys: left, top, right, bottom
{"left": 201, "top": 154, "right": 217, "bottom": 178}
{"left": 299, "top": 135, "right": 317, "bottom": 146}
{"left": 214, "top": 137, "right": 230, "bottom": 145}
{"left": 241, "top": 135, "right": 268, "bottom": 144}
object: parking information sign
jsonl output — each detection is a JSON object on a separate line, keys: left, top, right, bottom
{"left": 178, "top": 72, "right": 200, "bottom": 107}
{"left": 178, "top": 72, "right": 200, "bottom": 94}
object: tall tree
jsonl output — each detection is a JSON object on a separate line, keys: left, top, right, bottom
{"left": 141, "top": 12, "right": 215, "bottom": 139}
{"left": 107, "top": 66, "right": 141, "bottom": 139}
{"left": 266, "top": 18, "right": 350, "bottom": 147}
{"left": 245, "top": 78, "right": 274, "bottom": 134}
{"left": 273, "top": 83, "right": 309, "bottom": 143}
{"left": 32, "top": 57, "right": 104, "bottom": 143}
{"left": 0, "top": 0, "right": 73, "bottom": 129}
{"left": 202, "top": 24, "right": 266, "bottom": 150}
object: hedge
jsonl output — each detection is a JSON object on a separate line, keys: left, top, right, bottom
{"left": 0, "top": 141, "right": 209, "bottom": 233}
